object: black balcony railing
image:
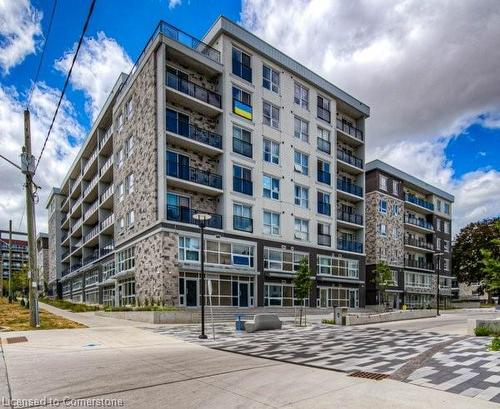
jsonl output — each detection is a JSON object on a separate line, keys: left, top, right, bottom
{"left": 233, "top": 137, "right": 253, "bottom": 158}
{"left": 100, "top": 243, "right": 115, "bottom": 257}
{"left": 233, "top": 177, "right": 253, "bottom": 196}
{"left": 317, "top": 201, "right": 331, "bottom": 216}
{"left": 70, "top": 263, "right": 82, "bottom": 272}
{"left": 233, "top": 215, "right": 253, "bottom": 232}
{"left": 82, "top": 254, "right": 99, "bottom": 266}
{"left": 166, "top": 162, "right": 222, "bottom": 190}
{"left": 404, "top": 215, "right": 434, "bottom": 230}
{"left": 317, "top": 170, "right": 331, "bottom": 185}
{"left": 318, "top": 233, "right": 331, "bottom": 247}
{"left": 317, "top": 138, "right": 331, "bottom": 154}
{"left": 337, "top": 210, "right": 363, "bottom": 225}
{"left": 337, "top": 179, "right": 363, "bottom": 197}
{"left": 160, "top": 21, "right": 221, "bottom": 63}
{"left": 167, "top": 119, "right": 222, "bottom": 149}
{"left": 405, "top": 237, "right": 434, "bottom": 251}
{"left": 337, "top": 239, "right": 363, "bottom": 253}
{"left": 167, "top": 205, "right": 222, "bottom": 229}
{"left": 61, "top": 267, "right": 71, "bottom": 277}
{"left": 317, "top": 106, "right": 331, "bottom": 123}
{"left": 405, "top": 193, "right": 434, "bottom": 211}
{"left": 336, "top": 119, "right": 364, "bottom": 141}
{"left": 166, "top": 72, "right": 222, "bottom": 108}
{"left": 337, "top": 150, "right": 363, "bottom": 169}
{"left": 405, "top": 259, "right": 434, "bottom": 270}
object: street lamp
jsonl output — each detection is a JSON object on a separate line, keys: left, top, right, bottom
{"left": 434, "top": 252, "right": 444, "bottom": 316}
{"left": 193, "top": 212, "right": 212, "bottom": 340}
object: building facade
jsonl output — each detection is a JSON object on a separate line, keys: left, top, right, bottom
{"left": 47, "top": 17, "right": 369, "bottom": 309}
{"left": 365, "top": 160, "right": 454, "bottom": 309}
{"left": 0, "top": 230, "right": 29, "bottom": 282}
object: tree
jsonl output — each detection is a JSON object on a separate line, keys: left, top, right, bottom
{"left": 374, "top": 261, "right": 393, "bottom": 309}
{"left": 481, "top": 220, "right": 500, "bottom": 304}
{"left": 293, "top": 257, "right": 312, "bottom": 326}
{"left": 10, "top": 265, "right": 29, "bottom": 298}
{"left": 453, "top": 217, "right": 500, "bottom": 297}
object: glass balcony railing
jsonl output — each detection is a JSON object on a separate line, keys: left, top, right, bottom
{"left": 337, "top": 179, "right": 363, "bottom": 197}
{"left": 167, "top": 119, "right": 222, "bottom": 149}
{"left": 318, "top": 233, "right": 331, "bottom": 247}
{"left": 166, "top": 72, "right": 221, "bottom": 108}
{"left": 405, "top": 193, "right": 434, "bottom": 211}
{"left": 404, "top": 215, "right": 434, "bottom": 230}
{"left": 337, "top": 150, "right": 363, "bottom": 169}
{"left": 167, "top": 162, "right": 222, "bottom": 190}
{"left": 337, "top": 239, "right": 363, "bottom": 253}
{"left": 317, "top": 170, "right": 331, "bottom": 185}
{"left": 337, "top": 210, "right": 363, "bottom": 225}
{"left": 404, "top": 259, "right": 434, "bottom": 270}
{"left": 166, "top": 205, "right": 222, "bottom": 229}
{"left": 336, "top": 119, "right": 364, "bottom": 141}
{"left": 233, "top": 177, "right": 253, "bottom": 196}
{"left": 233, "top": 137, "right": 253, "bottom": 158}
{"left": 404, "top": 237, "right": 434, "bottom": 251}
{"left": 317, "top": 201, "right": 331, "bottom": 216}
{"left": 233, "top": 215, "right": 253, "bottom": 232}
{"left": 317, "top": 106, "right": 331, "bottom": 123}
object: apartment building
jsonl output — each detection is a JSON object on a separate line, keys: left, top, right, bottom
{"left": 365, "top": 160, "right": 454, "bottom": 309}
{"left": 0, "top": 229, "right": 29, "bottom": 281}
{"left": 47, "top": 17, "right": 369, "bottom": 309}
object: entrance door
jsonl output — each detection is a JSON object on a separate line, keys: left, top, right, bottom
{"left": 239, "top": 283, "right": 249, "bottom": 307}
{"left": 349, "top": 289, "right": 359, "bottom": 308}
{"left": 185, "top": 279, "right": 198, "bottom": 307}
{"left": 319, "top": 288, "right": 328, "bottom": 308}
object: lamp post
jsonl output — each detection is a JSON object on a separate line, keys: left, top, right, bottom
{"left": 193, "top": 212, "right": 212, "bottom": 340}
{"left": 434, "top": 252, "right": 444, "bottom": 316}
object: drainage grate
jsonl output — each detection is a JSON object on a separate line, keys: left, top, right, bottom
{"left": 5, "top": 336, "right": 28, "bottom": 344}
{"left": 349, "top": 371, "right": 389, "bottom": 381}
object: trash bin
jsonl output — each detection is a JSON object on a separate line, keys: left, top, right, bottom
{"left": 235, "top": 315, "right": 245, "bottom": 331}
{"left": 333, "top": 307, "right": 342, "bottom": 325}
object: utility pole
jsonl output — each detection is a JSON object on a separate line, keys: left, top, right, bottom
{"left": 9, "top": 220, "right": 12, "bottom": 302}
{"left": 21, "top": 109, "right": 40, "bottom": 327}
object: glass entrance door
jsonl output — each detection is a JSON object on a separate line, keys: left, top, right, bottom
{"left": 239, "top": 283, "right": 249, "bottom": 307}
{"left": 349, "top": 289, "right": 359, "bottom": 308}
{"left": 319, "top": 288, "right": 328, "bottom": 308}
{"left": 185, "top": 279, "right": 198, "bottom": 307}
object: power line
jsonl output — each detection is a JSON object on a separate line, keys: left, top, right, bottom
{"left": 26, "top": 0, "right": 59, "bottom": 109}
{"left": 34, "top": 0, "right": 97, "bottom": 172}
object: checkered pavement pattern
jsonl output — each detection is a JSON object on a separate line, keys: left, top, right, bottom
{"left": 406, "top": 337, "right": 500, "bottom": 403}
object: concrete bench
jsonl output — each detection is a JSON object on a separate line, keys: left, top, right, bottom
{"left": 244, "top": 314, "right": 282, "bottom": 333}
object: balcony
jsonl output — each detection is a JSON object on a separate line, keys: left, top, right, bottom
{"left": 233, "top": 137, "right": 253, "bottom": 158}
{"left": 405, "top": 259, "right": 434, "bottom": 271}
{"left": 83, "top": 151, "right": 98, "bottom": 176}
{"left": 405, "top": 237, "right": 434, "bottom": 252}
{"left": 99, "top": 126, "right": 113, "bottom": 150}
{"left": 337, "top": 210, "right": 363, "bottom": 226}
{"left": 318, "top": 233, "right": 332, "bottom": 247}
{"left": 337, "top": 239, "right": 363, "bottom": 253}
{"left": 166, "top": 119, "right": 222, "bottom": 155}
{"left": 61, "top": 267, "right": 71, "bottom": 277}
{"left": 100, "top": 185, "right": 114, "bottom": 208}
{"left": 83, "top": 176, "right": 98, "bottom": 199}
{"left": 82, "top": 252, "right": 99, "bottom": 266}
{"left": 167, "top": 162, "right": 222, "bottom": 195}
{"left": 100, "top": 156, "right": 113, "bottom": 178}
{"left": 317, "top": 138, "right": 331, "bottom": 154}
{"left": 337, "top": 179, "right": 363, "bottom": 199}
{"left": 233, "top": 215, "right": 253, "bottom": 233}
{"left": 337, "top": 150, "right": 363, "bottom": 172}
{"left": 336, "top": 119, "right": 364, "bottom": 143}
{"left": 166, "top": 72, "right": 222, "bottom": 116}
{"left": 317, "top": 170, "right": 331, "bottom": 185}
{"left": 317, "top": 106, "right": 331, "bottom": 123}
{"left": 404, "top": 215, "right": 434, "bottom": 232}
{"left": 84, "top": 225, "right": 100, "bottom": 244}
{"left": 405, "top": 193, "right": 434, "bottom": 212}
{"left": 100, "top": 242, "right": 115, "bottom": 257}
{"left": 166, "top": 205, "right": 222, "bottom": 229}
{"left": 100, "top": 214, "right": 114, "bottom": 233}
{"left": 70, "top": 263, "right": 82, "bottom": 273}
{"left": 317, "top": 201, "right": 331, "bottom": 216}
{"left": 84, "top": 200, "right": 99, "bottom": 222}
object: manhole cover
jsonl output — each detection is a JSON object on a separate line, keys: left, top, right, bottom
{"left": 349, "top": 371, "right": 389, "bottom": 381}
{"left": 5, "top": 336, "right": 28, "bottom": 344}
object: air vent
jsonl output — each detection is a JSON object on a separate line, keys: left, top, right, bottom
{"left": 5, "top": 336, "right": 28, "bottom": 344}
{"left": 349, "top": 371, "right": 389, "bottom": 381}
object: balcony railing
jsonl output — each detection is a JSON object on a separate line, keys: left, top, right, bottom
{"left": 82, "top": 253, "right": 99, "bottom": 266}
{"left": 233, "top": 137, "right": 253, "bottom": 158}
{"left": 100, "top": 185, "right": 114, "bottom": 203}
{"left": 405, "top": 193, "right": 434, "bottom": 211}
{"left": 160, "top": 21, "right": 221, "bottom": 63}
{"left": 405, "top": 237, "right": 434, "bottom": 251}
{"left": 317, "top": 106, "right": 331, "bottom": 123}
{"left": 61, "top": 250, "right": 69, "bottom": 260}
{"left": 71, "top": 175, "right": 82, "bottom": 193}
{"left": 70, "top": 199, "right": 81, "bottom": 214}
{"left": 167, "top": 119, "right": 222, "bottom": 149}
{"left": 318, "top": 233, "right": 331, "bottom": 247}
{"left": 337, "top": 210, "right": 363, "bottom": 225}
{"left": 233, "top": 177, "right": 253, "bottom": 196}
{"left": 336, "top": 119, "right": 364, "bottom": 141}
{"left": 337, "top": 179, "right": 363, "bottom": 197}
{"left": 404, "top": 215, "right": 433, "bottom": 230}
{"left": 405, "top": 259, "right": 434, "bottom": 270}
{"left": 166, "top": 205, "right": 222, "bottom": 229}
{"left": 233, "top": 215, "right": 253, "bottom": 232}
{"left": 99, "top": 126, "right": 112, "bottom": 149}
{"left": 83, "top": 151, "right": 98, "bottom": 175}
{"left": 83, "top": 176, "right": 98, "bottom": 198}
{"left": 70, "top": 263, "right": 82, "bottom": 273}
{"left": 317, "top": 201, "right": 331, "bottom": 216}
{"left": 337, "top": 239, "right": 363, "bottom": 253}
{"left": 61, "top": 267, "right": 71, "bottom": 277}
{"left": 166, "top": 72, "right": 221, "bottom": 108}
{"left": 337, "top": 150, "right": 363, "bottom": 169}
{"left": 61, "top": 231, "right": 69, "bottom": 242}
{"left": 84, "top": 225, "right": 100, "bottom": 243}
{"left": 317, "top": 138, "right": 331, "bottom": 154}
{"left": 317, "top": 170, "right": 331, "bottom": 185}
{"left": 100, "top": 242, "right": 115, "bottom": 257}
{"left": 84, "top": 201, "right": 99, "bottom": 221}
{"left": 167, "top": 162, "right": 222, "bottom": 190}
{"left": 100, "top": 156, "right": 113, "bottom": 176}
{"left": 100, "top": 214, "right": 115, "bottom": 230}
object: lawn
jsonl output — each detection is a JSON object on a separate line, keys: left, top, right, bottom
{"left": 0, "top": 297, "right": 85, "bottom": 331}
{"left": 40, "top": 297, "right": 101, "bottom": 312}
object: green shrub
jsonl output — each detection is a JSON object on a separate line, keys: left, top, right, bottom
{"left": 40, "top": 297, "right": 101, "bottom": 312}
{"left": 475, "top": 326, "right": 492, "bottom": 336}
{"left": 322, "top": 319, "right": 335, "bottom": 325}
{"left": 489, "top": 337, "right": 500, "bottom": 351}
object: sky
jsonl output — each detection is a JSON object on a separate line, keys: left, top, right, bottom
{"left": 0, "top": 0, "right": 499, "bottom": 238}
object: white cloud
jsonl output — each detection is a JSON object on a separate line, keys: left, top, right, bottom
{"left": 168, "top": 0, "right": 182, "bottom": 9}
{"left": 0, "top": 0, "right": 43, "bottom": 74}
{"left": 54, "top": 32, "right": 132, "bottom": 121}
{"left": 0, "top": 83, "right": 84, "bottom": 234}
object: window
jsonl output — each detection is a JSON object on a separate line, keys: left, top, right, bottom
{"left": 178, "top": 237, "right": 199, "bottom": 261}
{"left": 116, "top": 247, "right": 135, "bottom": 273}
{"left": 294, "top": 82, "right": 309, "bottom": 109}
{"left": 263, "top": 101, "right": 280, "bottom": 129}
{"left": 294, "top": 150, "right": 309, "bottom": 175}
{"left": 264, "top": 283, "right": 309, "bottom": 307}
{"left": 317, "top": 95, "right": 331, "bottom": 122}
{"left": 294, "top": 184, "right": 309, "bottom": 208}
{"left": 233, "top": 125, "right": 252, "bottom": 158}
{"left": 443, "top": 240, "right": 450, "bottom": 252}
{"left": 118, "top": 183, "right": 125, "bottom": 202}
{"left": 392, "top": 203, "right": 398, "bottom": 216}
{"left": 294, "top": 116, "right": 309, "bottom": 141}
{"left": 264, "top": 248, "right": 308, "bottom": 272}
{"left": 444, "top": 221, "right": 450, "bottom": 234}
{"left": 263, "top": 175, "right": 280, "bottom": 200}
{"left": 126, "top": 173, "right": 134, "bottom": 194}
{"left": 117, "top": 113, "right": 123, "bottom": 131}
{"left": 204, "top": 240, "right": 255, "bottom": 267}
{"left": 125, "top": 98, "right": 133, "bottom": 119}
{"left": 392, "top": 227, "right": 398, "bottom": 239}
{"left": 436, "top": 237, "right": 442, "bottom": 250}
{"left": 262, "top": 65, "right": 279, "bottom": 93}
{"left": 119, "top": 217, "right": 125, "bottom": 232}
{"left": 119, "top": 278, "right": 136, "bottom": 306}
{"left": 392, "top": 180, "right": 399, "bottom": 195}
{"left": 436, "top": 218, "right": 441, "bottom": 231}
{"left": 263, "top": 211, "right": 280, "bottom": 235}
{"left": 318, "top": 223, "right": 331, "bottom": 246}
{"left": 444, "top": 202, "right": 450, "bottom": 215}
{"left": 232, "top": 47, "right": 252, "bottom": 82}
{"left": 233, "top": 165, "right": 253, "bottom": 195}
{"left": 317, "top": 160, "right": 331, "bottom": 185}
{"left": 437, "top": 199, "right": 442, "bottom": 212}
{"left": 317, "top": 191, "right": 331, "bottom": 215}
{"left": 444, "top": 258, "right": 450, "bottom": 271}
{"left": 379, "top": 199, "right": 387, "bottom": 214}
{"left": 125, "top": 135, "right": 134, "bottom": 156}
{"left": 317, "top": 127, "right": 331, "bottom": 154}
{"left": 317, "top": 256, "right": 359, "bottom": 279}
{"left": 294, "top": 218, "right": 309, "bottom": 241}
{"left": 263, "top": 138, "right": 279, "bottom": 165}
{"left": 379, "top": 175, "right": 387, "bottom": 191}
{"left": 378, "top": 223, "right": 387, "bottom": 236}
{"left": 127, "top": 210, "right": 135, "bottom": 227}
{"left": 233, "top": 203, "right": 252, "bottom": 232}
{"left": 117, "top": 148, "right": 124, "bottom": 169}
{"left": 232, "top": 86, "right": 252, "bottom": 120}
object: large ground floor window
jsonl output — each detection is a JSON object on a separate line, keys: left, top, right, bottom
{"left": 84, "top": 288, "right": 99, "bottom": 305}
{"left": 405, "top": 293, "right": 433, "bottom": 308}
{"left": 119, "top": 278, "right": 136, "bottom": 306}
{"left": 317, "top": 286, "right": 359, "bottom": 308}
{"left": 264, "top": 283, "right": 309, "bottom": 307}
{"left": 102, "top": 286, "right": 115, "bottom": 307}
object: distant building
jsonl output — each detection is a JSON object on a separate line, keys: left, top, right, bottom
{"left": 0, "top": 229, "right": 29, "bottom": 281}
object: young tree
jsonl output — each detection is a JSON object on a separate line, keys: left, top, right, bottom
{"left": 10, "top": 265, "right": 29, "bottom": 298}
{"left": 374, "top": 261, "right": 393, "bottom": 310}
{"left": 481, "top": 221, "right": 500, "bottom": 304}
{"left": 293, "top": 257, "right": 312, "bottom": 326}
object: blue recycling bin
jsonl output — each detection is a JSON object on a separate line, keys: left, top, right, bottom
{"left": 235, "top": 315, "right": 245, "bottom": 331}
